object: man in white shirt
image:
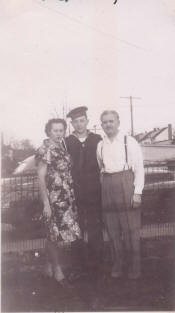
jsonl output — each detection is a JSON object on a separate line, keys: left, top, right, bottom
{"left": 97, "top": 110, "right": 144, "bottom": 280}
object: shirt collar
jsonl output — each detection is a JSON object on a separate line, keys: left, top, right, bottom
{"left": 104, "top": 130, "right": 124, "bottom": 143}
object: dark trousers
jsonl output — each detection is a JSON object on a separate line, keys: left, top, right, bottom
{"left": 72, "top": 203, "right": 103, "bottom": 272}
{"left": 102, "top": 170, "right": 141, "bottom": 275}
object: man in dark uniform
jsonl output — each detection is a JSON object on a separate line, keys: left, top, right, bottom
{"left": 66, "top": 106, "right": 103, "bottom": 278}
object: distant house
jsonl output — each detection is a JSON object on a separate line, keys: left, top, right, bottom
{"left": 135, "top": 132, "right": 148, "bottom": 143}
{"left": 135, "top": 124, "right": 174, "bottom": 145}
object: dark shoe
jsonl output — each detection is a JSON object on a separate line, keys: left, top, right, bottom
{"left": 128, "top": 261, "right": 141, "bottom": 280}
{"left": 111, "top": 271, "right": 122, "bottom": 279}
{"left": 43, "top": 262, "right": 53, "bottom": 278}
{"left": 128, "top": 271, "right": 141, "bottom": 280}
{"left": 57, "top": 278, "right": 74, "bottom": 289}
{"left": 69, "top": 268, "right": 87, "bottom": 282}
{"left": 111, "top": 263, "right": 122, "bottom": 279}
{"left": 91, "top": 296, "right": 105, "bottom": 310}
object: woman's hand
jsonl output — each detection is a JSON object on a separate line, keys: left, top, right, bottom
{"left": 43, "top": 203, "right": 52, "bottom": 218}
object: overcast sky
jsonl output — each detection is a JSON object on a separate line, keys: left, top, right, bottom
{"left": 0, "top": 0, "right": 175, "bottom": 147}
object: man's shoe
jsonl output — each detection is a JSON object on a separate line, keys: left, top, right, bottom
{"left": 111, "top": 271, "right": 122, "bottom": 279}
{"left": 58, "top": 278, "right": 74, "bottom": 289}
{"left": 111, "top": 263, "right": 122, "bottom": 279}
{"left": 69, "top": 268, "right": 88, "bottom": 282}
{"left": 128, "top": 271, "right": 141, "bottom": 280}
{"left": 43, "top": 262, "right": 53, "bottom": 278}
{"left": 91, "top": 296, "right": 105, "bottom": 310}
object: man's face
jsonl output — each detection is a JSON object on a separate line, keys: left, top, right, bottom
{"left": 49, "top": 123, "right": 65, "bottom": 142}
{"left": 101, "top": 113, "right": 120, "bottom": 137}
{"left": 71, "top": 115, "right": 89, "bottom": 134}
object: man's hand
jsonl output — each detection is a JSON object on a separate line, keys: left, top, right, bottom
{"left": 132, "top": 194, "right": 142, "bottom": 208}
{"left": 43, "top": 203, "right": 52, "bottom": 218}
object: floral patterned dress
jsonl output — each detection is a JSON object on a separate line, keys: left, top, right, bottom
{"left": 36, "top": 138, "right": 81, "bottom": 244}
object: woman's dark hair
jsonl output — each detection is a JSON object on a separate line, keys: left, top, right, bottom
{"left": 45, "top": 118, "right": 67, "bottom": 136}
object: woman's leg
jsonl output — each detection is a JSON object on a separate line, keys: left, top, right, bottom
{"left": 46, "top": 240, "right": 64, "bottom": 282}
{"left": 44, "top": 240, "right": 53, "bottom": 277}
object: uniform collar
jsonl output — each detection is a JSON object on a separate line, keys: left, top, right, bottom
{"left": 72, "top": 130, "right": 91, "bottom": 140}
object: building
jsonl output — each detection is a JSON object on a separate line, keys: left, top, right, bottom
{"left": 135, "top": 124, "right": 174, "bottom": 145}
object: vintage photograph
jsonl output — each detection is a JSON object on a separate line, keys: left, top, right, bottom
{"left": 1, "top": 0, "right": 175, "bottom": 311}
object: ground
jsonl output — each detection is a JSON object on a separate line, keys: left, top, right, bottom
{"left": 1, "top": 242, "right": 175, "bottom": 312}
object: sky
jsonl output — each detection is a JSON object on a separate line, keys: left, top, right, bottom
{"left": 0, "top": 0, "right": 175, "bottom": 147}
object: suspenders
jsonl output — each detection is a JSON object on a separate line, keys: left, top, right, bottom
{"left": 123, "top": 135, "right": 130, "bottom": 170}
{"left": 124, "top": 135, "right": 128, "bottom": 164}
{"left": 100, "top": 142, "right": 105, "bottom": 171}
{"left": 100, "top": 135, "right": 130, "bottom": 172}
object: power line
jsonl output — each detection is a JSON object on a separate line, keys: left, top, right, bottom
{"left": 120, "top": 96, "right": 142, "bottom": 136}
{"left": 34, "top": 0, "right": 148, "bottom": 52}
{"left": 34, "top": 0, "right": 125, "bottom": 59}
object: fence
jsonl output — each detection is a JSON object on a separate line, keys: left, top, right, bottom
{"left": 1, "top": 174, "right": 39, "bottom": 209}
{"left": 1, "top": 161, "right": 175, "bottom": 253}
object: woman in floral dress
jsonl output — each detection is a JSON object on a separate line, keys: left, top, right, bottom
{"left": 36, "top": 118, "right": 81, "bottom": 287}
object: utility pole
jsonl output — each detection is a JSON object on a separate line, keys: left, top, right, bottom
{"left": 120, "top": 96, "right": 141, "bottom": 136}
{"left": 62, "top": 104, "right": 65, "bottom": 119}
{"left": 68, "top": 106, "right": 71, "bottom": 135}
{"left": 62, "top": 93, "right": 68, "bottom": 120}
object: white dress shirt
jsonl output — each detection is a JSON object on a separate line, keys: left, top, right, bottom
{"left": 96, "top": 131, "right": 144, "bottom": 194}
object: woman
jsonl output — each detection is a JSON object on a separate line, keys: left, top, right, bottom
{"left": 36, "top": 118, "right": 81, "bottom": 287}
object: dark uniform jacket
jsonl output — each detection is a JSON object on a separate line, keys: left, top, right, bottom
{"left": 65, "top": 132, "right": 102, "bottom": 207}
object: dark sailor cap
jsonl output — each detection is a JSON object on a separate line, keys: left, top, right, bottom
{"left": 66, "top": 106, "right": 88, "bottom": 119}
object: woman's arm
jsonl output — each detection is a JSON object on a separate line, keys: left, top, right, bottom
{"left": 37, "top": 161, "right": 51, "bottom": 218}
